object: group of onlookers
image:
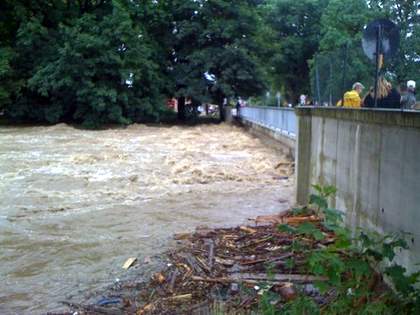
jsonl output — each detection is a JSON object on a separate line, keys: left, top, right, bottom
{"left": 337, "top": 78, "right": 417, "bottom": 109}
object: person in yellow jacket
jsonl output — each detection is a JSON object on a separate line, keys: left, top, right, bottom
{"left": 336, "top": 82, "right": 365, "bottom": 108}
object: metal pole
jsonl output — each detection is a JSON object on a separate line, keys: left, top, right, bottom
{"left": 373, "top": 24, "right": 382, "bottom": 108}
{"left": 315, "top": 56, "right": 321, "bottom": 106}
{"left": 340, "top": 43, "right": 349, "bottom": 107}
{"left": 329, "top": 59, "right": 333, "bottom": 106}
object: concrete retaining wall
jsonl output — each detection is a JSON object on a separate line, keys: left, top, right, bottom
{"left": 295, "top": 107, "right": 420, "bottom": 271}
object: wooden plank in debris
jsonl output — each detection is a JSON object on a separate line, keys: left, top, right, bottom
{"left": 239, "top": 226, "right": 257, "bottom": 234}
{"left": 239, "top": 236, "right": 273, "bottom": 249}
{"left": 215, "top": 257, "right": 235, "bottom": 266}
{"left": 255, "top": 210, "right": 290, "bottom": 224}
{"left": 183, "top": 253, "right": 204, "bottom": 274}
{"left": 163, "top": 294, "right": 192, "bottom": 302}
{"left": 207, "top": 240, "right": 214, "bottom": 271}
{"left": 169, "top": 269, "right": 179, "bottom": 293}
{"left": 239, "top": 258, "right": 269, "bottom": 266}
{"left": 191, "top": 273, "right": 327, "bottom": 284}
{"left": 122, "top": 257, "right": 137, "bottom": 270}
{"left": 230, "top": 273, "right": 327, "bottom": 283}
{"left": 174, "top": 233, "right": 191, "bottom": 240}
{"left": 191, "top": 275, "right": 263, "bottom": 285}
{"left": 196, "top": 256, "right": 211, "bottom": 273}
{"left": 285, "top": 215, "right": 320, "bottom": 225}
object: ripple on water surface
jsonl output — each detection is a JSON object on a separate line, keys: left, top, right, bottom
{"left": 0, "top": 123, "right": 293, "bottom": 314}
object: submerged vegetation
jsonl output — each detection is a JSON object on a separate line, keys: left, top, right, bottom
{"left": 0, "top": 1, "right": 418, "bottom": 127}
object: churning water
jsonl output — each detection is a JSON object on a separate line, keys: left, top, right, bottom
{"left": 0, "top": 123, "right": 293, "bottom": 314}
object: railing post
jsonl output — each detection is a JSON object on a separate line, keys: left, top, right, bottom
{"left": 281, "top": 110, "right": 285, "bottom": 133}
{"left": 285, "top": 110, "right": 288, "bottom": 134}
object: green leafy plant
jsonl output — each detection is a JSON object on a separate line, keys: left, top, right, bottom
{"left": 310, "top": 184, "right": 337, "bottom": 213}
{"left": 291, "top": 207, "right": 311, "bottom": 216}
{"left": 278, "top": 222, "right": 324, "bottom": 241}
{"left": 258, "top": 290, "right": 280, "bottom": 315}
{"left": 262, "top": 184, "right": 420, "bottom": 315}
{"left": 282, "top": 296, "right": 320, "bottom": 315}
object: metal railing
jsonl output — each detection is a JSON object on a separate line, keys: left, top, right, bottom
{"left": 239, "top": 106, "right": 297, "bottom": 139}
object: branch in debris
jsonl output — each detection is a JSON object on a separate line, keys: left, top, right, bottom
{"left": 191, "top": 273, "right": 327, "bottom": 285}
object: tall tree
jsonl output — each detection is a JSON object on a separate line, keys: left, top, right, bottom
{"left": 170, "top": 0, "right": 267, "bottom": 120}
{"left": 0, "top": 48, "right": 13, "bottom": 111}
{"left": 0, "top": 0, "right": 30, "bottom": 110}
{"left": 169, "top": 0, "right": 209, "bottom": 120}
{"left": 2, "top": 0, "right": 170, "bottom": 127}
{"left": 311, "top": 0, "right": 374, "bottom": 103}
{"left": 264, "top": 0, "right": 329, "bottom": 103}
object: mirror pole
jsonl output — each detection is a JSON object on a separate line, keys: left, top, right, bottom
{"left": 373, "top": 24, "right": 383, "bottom": 108}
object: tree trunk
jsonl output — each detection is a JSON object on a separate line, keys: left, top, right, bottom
{"left": 177, "top": 96, "right": 186, "bottom": 121}
{"left": 218, "top": 95, "right": 225, "bottom": 122}
{"left": 219, "top": 103, "right": 225, "bottom": 122}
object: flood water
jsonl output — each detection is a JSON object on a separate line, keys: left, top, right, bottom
{"left": 0, "top": 123, "right": 293, "bottom": 314}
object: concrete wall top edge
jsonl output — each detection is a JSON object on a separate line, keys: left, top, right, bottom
{"left": 295, "top": 107, "right": 420, "bottom": 129}
{"left": 245, "top": 106, "right": 295, "bottom": 112}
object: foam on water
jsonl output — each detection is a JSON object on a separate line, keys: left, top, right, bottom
{"left": 0, "top": 123, "right": 293, "bottom": 314}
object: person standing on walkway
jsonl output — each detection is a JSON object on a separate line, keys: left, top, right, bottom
{"left": 236, "top": 98, "right": 241, "bottom": 117}
{"left": 363, "top": 77, "right": 400, "bottom": 109}
{"left": 379, "top": 79, "right": 401, "bottom": 109}
{"left": 401, "top": 80, "right": 416, "bottom": 109}
{"left": 362, "top": 86, "right": 374, "bottom": 108}
{"left": 337, "top": 82, "right": 364, "bottom": 108}
{"left": 299, "top": 94, "right": 307, "bottom": 106}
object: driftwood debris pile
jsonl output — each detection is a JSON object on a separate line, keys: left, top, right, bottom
{"left": 60, "top": 210, "right": 341, "bottom": 315}
{"left": 132, "top": 210, "right": 335, "bottom": 314}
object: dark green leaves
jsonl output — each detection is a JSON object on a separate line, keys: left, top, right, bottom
{"left": 0, "top": 47, "right": 14, "bottom": 109}
{"left": 276, "top": 184, "right": 420, "bottom": 314}
{"left": 278, "top": 224, "right": 297, "bottom": 234}
{"left": 359, "top": 231, "right": 410, "bottom": 263}
{"left": 312, "top": 184, "right": 337, "bottom": 196}
{"left": 291, "top": 207, "right": 311, "bottom": 216}
{"left": 308, "top": 250, "right": 346, "bottom": 286}
{"left": 323, "top": 208, "right": 343, "bottom": 225}
{"left": 297, "top": 222, "right": 325, "bottom": 241}
{"left": 385, "top": 265, "right": 420, "bottom": 295}
{"left": 3, "top": 0, "right": 169, "bottom": 127}
{"left": 309, "top": 194, "right": 328, "bottom": 211}
{"left": 171, "top": 0, "right": 267, "bottom": 105}
{"left": 282, "top": 296, "right": 320, "bottom": 315}
{"left": 278, "top": 222, "right": 325, "bottom": 241}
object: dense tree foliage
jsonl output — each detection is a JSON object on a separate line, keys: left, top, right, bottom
{"left": 0, "top": 0, "right": 171, "bottom": 127}
{"left": 169, "top": 0, "right": 267, "bottom": 119}
{"left": 0, "top": 0, "right": 418, "bottom": 125}
{"left": 263, "top": 0, "right": 329, "bottom": 102}
{"left": 310, "top": 0, "right": 375, "bottom": 103}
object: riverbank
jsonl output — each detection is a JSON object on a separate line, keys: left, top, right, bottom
{"left": 57, "top": 187, "right": 420, "bottom": 315}
{"left": 53, "top": 208, "right": 322, "bottom": 315}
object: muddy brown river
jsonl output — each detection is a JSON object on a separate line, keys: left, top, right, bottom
{"left": 0, "top": 123, "right": 293, "bottom": 314}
